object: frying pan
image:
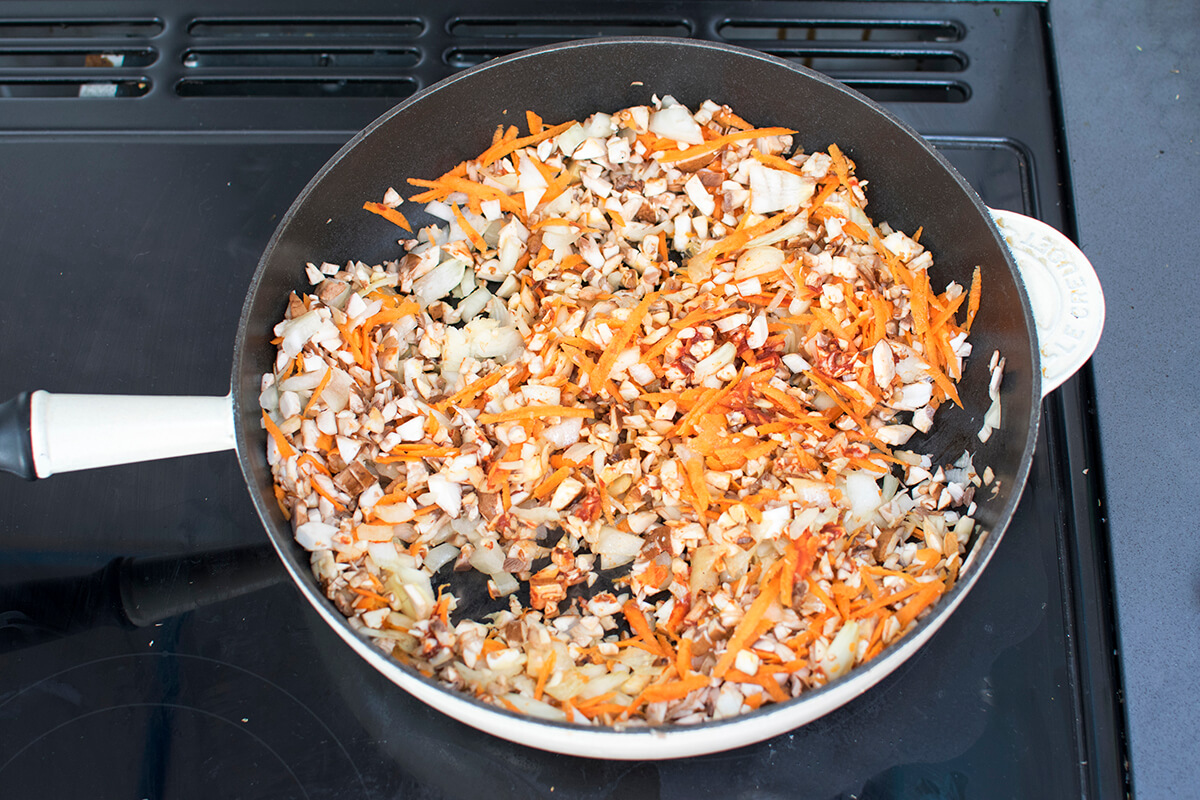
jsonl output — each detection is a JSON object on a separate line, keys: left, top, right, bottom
{"left": 0, "top": 38, "right": 1103, "bottom": 759}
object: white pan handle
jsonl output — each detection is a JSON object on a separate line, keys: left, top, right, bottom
{"left": 23, "top": 392, "right": 235, "bottom": 478}
{"left": 988, "top": 208, "right": 1105, "bottom": 398}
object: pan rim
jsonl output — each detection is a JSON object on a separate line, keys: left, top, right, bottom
{"left": 231, "top": 35, "right": 1042, "bottom": 758}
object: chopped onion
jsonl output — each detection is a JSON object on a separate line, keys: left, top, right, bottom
{"left": 648, "top": 104, "right": 704, "bottom": 145}
{"left": 542, "top": 416, "right": 583, "bottom": 449}
{"left": 425, "top": 542, "right": 460, "bottom": 574}
{"left": 596, "top": 527, "right": 643, "bottom": 570}
{"left": 469, "top": 538, "right": 506, "bottom": 575}
{"left": 747, "top": 161, "right": 817, "bottom": 214}
{"left": 413, "top": 258, "right": 467, "bottom": 307}
{"left": 425, "top": 473, "right": 463, "bottom": 518}
{"left": 489, "top": 571, "right": 520, "bottom": 597}
{"left": 843, "top": 471, "right": 883, "bottom": 531}
{"left": 820, "top": 621, "right": 860, "bottom": 679}
{"left": 295, "top": 521, "right": 336, "bottom": 551}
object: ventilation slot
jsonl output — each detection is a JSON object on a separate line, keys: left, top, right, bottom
{"left": 0, "top": 19, "right": 162, "bottom": 38}
{"left": 840, "top": 79, "right": 969, "bottom": 104}
{"left": 0, "top": 78, "right": 149, "bottom": 98}
{"left": 719, "top": 19, "right": 962, "bottom": 43}
{"left": 188, "top": 18, "right": 422, "bottom": 39}
{"left": 0, "top": 48, "right": 156, "bottom": 67}
{"left": 757, "top": 47, "right": 963, "bottom": 73}
{"left": 182, "top": 47, "right": 419, "bottom": 69}
{"left": 445, "top": 46, "right": 521, "bottom": 69}
{"left": 175, "top": 77, "right": 416, "bottom": 99}
{"left": 448, "top": 18, "right": 691, "bottom": 38}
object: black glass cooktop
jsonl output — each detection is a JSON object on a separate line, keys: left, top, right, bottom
{"left": 0, "top": 3, "right": 1123, "bottom": 798}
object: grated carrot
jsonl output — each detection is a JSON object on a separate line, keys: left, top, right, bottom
{"left": 261, "top": 410, "right": 295, "bottom": 460}
{"left": 302, "top": 368, "right": 333, "bottom": 417}
{"left": 533, "top": 649, "right": 556, "bottom": 701}
{"left": 713, "top": 560, "right": 784, "bottom": 679}
{"left": 629, "top": 672, "right": 710, "bottom": 708}
{"left": 622, "top": 599, "right": 665, "bottom": 656}
{"left": 592, "top": 290, "right": 658, "bottom": 390}
{"left": 450, "top": 203, "right": 487, "bottom": 252}
{"left": 656, "top": 126, "right": 797, "bottom": 164}
{"left": 532, "top": 465, "right": 572, "bottom": 500}
{"left": 476, "top": 405, "right": 594, "bottom": 424}
{"left": 965, "top": 265, "right": 982, "bottom": 331}
{"left": 362, "top": 201, "right": 412, "bottom": 232}
{"left": 895, "top": 580, "right": 945, "bottom": 628}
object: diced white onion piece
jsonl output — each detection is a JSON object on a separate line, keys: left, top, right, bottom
{"left": 470, "top": 539, "right": 506, "bottom": 574}
{"left": 499, "top": 692, "right": 567, "bottom": 721}
{"left": 426, "top": 473, "right": 463, "bottom": 518}
{"left": 892, "top": 381, "right": 933, "bottom": 411}
{"left": 791, "top": 479, "right": 832, "bottom": 507}
{"left": 872, "top": 341, "right": 896, "bottom": 388}
{"left": 457, "top": 287, "right": 492, "bottom": 322}
{"left": 843, "top": 471, "right": 883, "bottom": 531}
{"left": 744, "top": 214, "right": 810, "bottom": 249}
{"left": 413, "top": 258, "right": 466, "bottom": 307}
{"left": 373, "top": 501, "right": 414, "bottom": 524}
{"left": 550, "top": 477, "right": 585, "bottom": 511}
{"left": 684, "top": 174, "right": 715, "bottom": 217}
{"left": 747, "top": 161, "right": 817, "bottom": 214}
{"left": 820, "top": 620, "right": 860, "bottom": 679}
{"left": 746, "top": 314, "right": 768, "bottom": 349}
{"left": 424, "top": 200, "right": 455, "bottom": 222}
{"left": 749, "top": 505, "right": 790, "bottom": 541}
{"left": 278, "top": 368, "right": 328, "bottom": 393}
{"left": 279, "top": 310, "right": 337, "bottom": 358}
{"left": 782, "top": 353, "right": 812, "bottom": 373}
{"left": 366, "top": 541, "right": 404, "bottom": 573}
{"left": 735, "top": 246, "right": 785, "bottom": 279}
{"left": 596, "top": 527, "right": 643, "bottom": 570}
{"left": 876, "top": 424, "right": 918, "bottom": 446}
{"left": 648, "top": 104, "right": 705, "bottom": 145}
{"left": 425, "top": 542, "right": 460, "bottom": 573}
{"left": 295, "top": 521, "right": 336, "bottom": 551}
{"left": 556, "top": 123, "right": 587, "bottom": 157}
{"left": 581, "top": 112, "right": 616, "bottom": 139}
{"left": 542, "top": 416, "right": 583, "bottom": 449}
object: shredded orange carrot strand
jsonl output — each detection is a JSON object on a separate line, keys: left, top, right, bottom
{"left": 592, "top": 290, "right": 658, "bottom": 390}
{"left": 310, "top": 477, "right": 346, "bottom": 511}
{"left": 713, "top": 560, "right": 784, "bottom": 679}
{"left": 362, "top": 201, "right": 412, "bottom": 232}
{"left": 302, "top": 368, "right": 333, "bottom": 417}
{"left": 895, "top": 580, "right": 945, "bottom": 628}
{"left": 451, "top": 202, "right": 487, "bottom": 252}
{"left": 476, "top": 405, "right": 595, "bottom": 424}
{"left": 630, "top": 673, "right": 710, "bottom": 708}
{"left": 676, "top": 635, "right": 693, "bottom": 677}
{"left": 622, "top": 600, "right": 664, "bottom": 657}
{"left": 656, "top": 127, "right": 797, "bottom": 163}
{"left": 477, "top": 119, "right": 577, "bottom": 167}
{"left": 261, "top": 410, "right": 295, "bottom": 460}
{"left": 533, "top": 650, "right": 556, "bottom": 701}
{"left": 965, "top": 265, "right": 982, "bottom": 331}
{"left": 532, "top": 465, "right": 572, "bottom": 500}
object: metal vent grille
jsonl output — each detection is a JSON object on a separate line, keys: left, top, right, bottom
{"left": 0, "top": 2, "right": 1054, "bottom": 138}
{"left": 0, "top": 17, "right": 155, "bottom": 98}
{"left": 178, "top": 17, "right": 422, "bottom": 97}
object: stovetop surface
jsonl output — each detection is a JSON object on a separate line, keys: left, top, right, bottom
{"left": 0, "top": 3, "right": 1124, "bottom": 798}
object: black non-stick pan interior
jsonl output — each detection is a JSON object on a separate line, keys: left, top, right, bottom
{"left": 232, "top": 38, "right": 1039, "bottom": 702}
